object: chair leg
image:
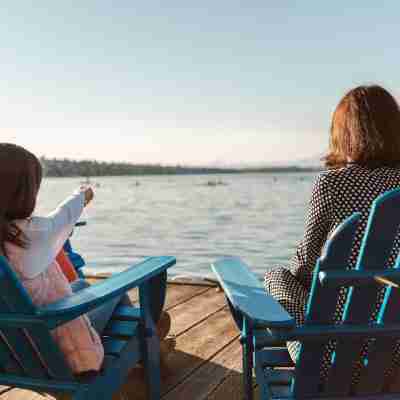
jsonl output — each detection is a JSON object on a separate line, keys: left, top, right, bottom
{"left": 140, "top": 280, "right": 162, "bottom": 400}
{"left": 142, "top": 333, "right": 161, "bottom": 400}
{"left": 242, "top": 336, "right": 254, "bottom": 400}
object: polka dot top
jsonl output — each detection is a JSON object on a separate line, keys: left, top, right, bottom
{"left": 289, "top": 164, "right": 400, "bottom": 290}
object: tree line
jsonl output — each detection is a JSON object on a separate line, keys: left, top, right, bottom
{"left": 41, "top": 157, "right": 320, "bottom": 177}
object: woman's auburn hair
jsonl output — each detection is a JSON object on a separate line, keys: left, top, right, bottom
{"left": 0, "top": 143, "right": 43, "bottom": 255}
{"left": 324, "top": 85, "right": 400, "bottom": 169}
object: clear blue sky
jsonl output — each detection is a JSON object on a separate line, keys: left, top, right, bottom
{"left": 1, "top": 1, "right": 399, "bottom": 165}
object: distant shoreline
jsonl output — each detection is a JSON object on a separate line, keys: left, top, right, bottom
{"left": 41, "top": 156, "right": 322, "bottom": 177}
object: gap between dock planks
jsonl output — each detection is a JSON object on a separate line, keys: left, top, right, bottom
{"left": 88, "top": 277, "right": 214, "bottom": 310}
{"left": 118, "top": 307, "right": 240, "bottom": 400}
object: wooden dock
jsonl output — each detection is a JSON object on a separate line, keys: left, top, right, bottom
{"left": 0, "top": 280, "right": 253, "bottom": 400}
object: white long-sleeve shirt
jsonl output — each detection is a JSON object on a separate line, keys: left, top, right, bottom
{"left": 15, "top": 189, "right": 85, "bottom": 279}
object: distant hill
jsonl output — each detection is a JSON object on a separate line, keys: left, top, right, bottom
{"left": 40, "top": 157, "right": 322, "bottom": 178}
{"left": 207, "top": 154, "right": 324, "bottom": 170}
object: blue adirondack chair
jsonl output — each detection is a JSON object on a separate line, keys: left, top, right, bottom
{"left": 212, "top": 188, "right": 400, "bottom": 399}
{"left": 0, "top": 255, "right": 176, "bottom": 399}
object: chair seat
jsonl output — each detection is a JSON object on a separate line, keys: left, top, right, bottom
{"left": 258, "top": 347, "right": 294, "bottom": 368}
{"left": 102, "top": 306, "right": 141, "bottom": 364}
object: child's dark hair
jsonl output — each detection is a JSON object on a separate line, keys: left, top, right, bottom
{"left": 0, "top": 143, "right": 43, "bottom": 255}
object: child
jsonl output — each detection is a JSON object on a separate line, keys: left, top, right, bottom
{"left": 0, "top": 143, "right": 103, "bottom": 373}
{"left": 0, "top": 143, "right": 174, "bottom": 374}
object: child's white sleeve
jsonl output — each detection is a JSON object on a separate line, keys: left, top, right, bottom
{"left": 20, "top": 190, "right": 86, "bottom": 279}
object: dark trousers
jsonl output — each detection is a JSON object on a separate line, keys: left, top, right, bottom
{"left": 71, "top": 279, "right": 132, "bottom": 335}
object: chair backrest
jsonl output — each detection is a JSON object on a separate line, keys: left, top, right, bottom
{"left": 293, "top": 188, "right": 400, "bottom": 398}
{"left": 0, "top": 256, "right": 73, "bottom": 381}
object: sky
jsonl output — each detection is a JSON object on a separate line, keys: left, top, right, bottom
{"left": 1, "top": 1, "right": 399, "bottom": 166}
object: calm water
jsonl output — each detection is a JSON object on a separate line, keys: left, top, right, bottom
{"left": 36, "top": 173, "right": 318, "bottom": 279}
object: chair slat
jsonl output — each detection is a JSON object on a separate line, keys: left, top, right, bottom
{"left": 0, "top": 327, "right": 48, "bottom": 378}
{"left": 113, "top": 305, "right": 140, "bottom": 321}
{"left": 103, "top": 320, "right": 139, "bottom": 338}
{"left": 0, "top": 256, "right": 72, "bottom": 380}
{"left": 26, "top": 326, "right": 73, "bottom": 380}
{"left": 0, "top": 261, "right": 49, "bottom": 379}
{"left": 325, "top": 190, "right": 400, "bottom": 396}
{"left": 102, "top": 337, "right": 129, "bottom": 357}
{"left": 0, "top": 333, "right": 23, "bottom": 374}
{"left": 258, "top": 348, "right": 294, "bottom": 368}
{"left": 0, "top": 258, "right": 36, "bottom": 314}
{"left": 355, "top": 269, "right": 400, "bottom": 395}
{"left": 0, "top": 290, "right": 48, "bottom": 380}
{"left": 294, "top": 213, "right": 360, "bottom": 398}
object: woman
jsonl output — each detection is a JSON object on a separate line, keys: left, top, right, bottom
{"left": 264, "top": 85, "right": 400, "bottom": 384}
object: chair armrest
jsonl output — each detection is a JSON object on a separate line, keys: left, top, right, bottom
{"left": 211, "top": 257, "right": 295, "bottom": 329}
{"left": 319, "top": 269, "right": 400, "bottom": 288}
{"left": 38, "top": 256, "right": 176, "bottom": 329}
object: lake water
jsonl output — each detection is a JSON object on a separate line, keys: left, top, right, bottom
{"left": 36, "top": 173, "right": 318, "bottom": 279}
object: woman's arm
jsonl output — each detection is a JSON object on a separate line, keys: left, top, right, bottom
{"left": 19, "top": 189, "right": 89, "bottom": 279}
{"left": 288, "top": 173, "right": 333, "bottom": 290}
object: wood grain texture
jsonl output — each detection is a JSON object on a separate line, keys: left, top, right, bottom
{"left": 163, "top": 340, "right": 242, "bottom": 400}
{"left": 170, "top": 288, "right": 227, "bottom": 337}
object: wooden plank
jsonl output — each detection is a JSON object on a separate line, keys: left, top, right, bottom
{"left": 117, "top": 307, "right": 239, "bottom": 400}
{"left": 0, "top": 387, "right": 12, "bottom": 396}
{"left": 208, "top": 367, "right": 248, "bottom": 400}
{"left": 164, "top": 284, "right": 212, "bottom": 311}
{"left": 160, "top": 307, "right": 239, "bottom": 393}
{"left": 162, "top": 340, "right": 242, "bottom": 400}
{"left": 86, "top": 281, "right": 212, "bottom": 311}
{"left": 169, "top": 289, "right": 227, "bottom": 337}
{"left": 0, "top": 389, "right": 44, "bottom": 400}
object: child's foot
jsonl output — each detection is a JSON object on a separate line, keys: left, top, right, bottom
{"left": 160, "top": 336, "right": 176, "bottom": 355}
{"left": 156, "top": 311, "right": 171, "bottom": 340}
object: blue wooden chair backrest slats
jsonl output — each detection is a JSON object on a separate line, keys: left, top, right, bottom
{"left": 322, "top": 190, "right": 400, "bottom": 397}
{"left": 212, "top": 188, "right": 400, "bottom": 399}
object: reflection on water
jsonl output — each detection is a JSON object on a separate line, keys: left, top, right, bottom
{"left": 35, "top": 173, "right": 318, "bottom": 278}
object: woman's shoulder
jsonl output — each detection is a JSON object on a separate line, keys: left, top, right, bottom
{"left": 311, "top": 165, "right": 369, "bottom": 194}
{"left": 316, "top": 164, "right": 377, "bottom": 182}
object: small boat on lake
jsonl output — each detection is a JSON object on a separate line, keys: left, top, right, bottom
{"left": 205, "top": 178, "right": 228, "bottom": 187}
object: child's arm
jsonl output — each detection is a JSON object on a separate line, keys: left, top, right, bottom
{"left": 19, "top": 188, "right": 91, "bottom": 279}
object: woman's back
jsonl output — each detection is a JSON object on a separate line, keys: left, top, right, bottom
{"left": 291, "top": 164, "right": 400, "bottom": 288}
